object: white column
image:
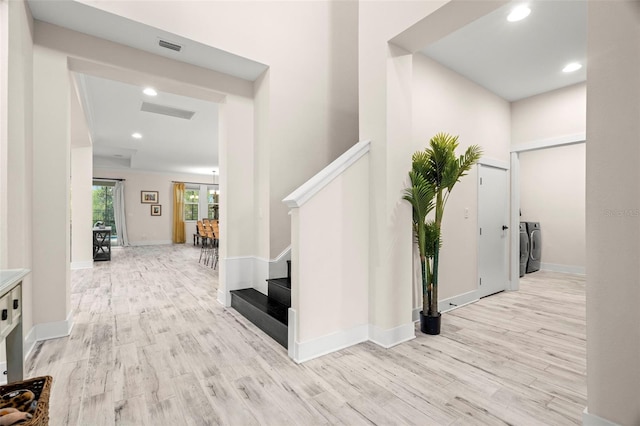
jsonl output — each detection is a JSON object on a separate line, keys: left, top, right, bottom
{"left": 585, "top": 1, "right": 640, "bottom": 424}
{"left": 32, "top": 45, "right": 71, "bottom": 329}
{"left": 71, "top": 147, "right": 93, "bottom": 269}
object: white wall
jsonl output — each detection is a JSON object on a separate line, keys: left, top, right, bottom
{"left": 519, "top": 145, "right": 585, "bottom": 273}
{"left": 511, "top": 83, "right": 586, "bottom": 145}
{"left": 75, "top": 0, "right": 359, "bottom": 262}
{"left": 412, "top": 53, "right": 511, "bottom": 301}
{"left": 512, "top": 83, "right": 587, "bottom": 273}
{"left": 586, "top": 1, "right": 640, "bottom": 424}
{"left": 2, "top": 0, "right": 36, "bottom": 346}
{"left": 32, "top": 43, "right": 71, "bottom": 327}
{"left": 291, "top": 152, "right": 369, "bottom": 360}
{"left": 70, "top": 75, "right": 93, "bottom": 269}
{"left": 71, "top": 147, "right": 93, "bottom": 268}
{"left": 358, "top": 0, "right": 448, "bottom": 345}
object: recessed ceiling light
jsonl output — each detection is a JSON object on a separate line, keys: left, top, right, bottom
{"left": 562, "top": 62, "right": 582, "bottom": 73}
{"left": 143, "top": 87, "right": 157, "bottom": 96}
{"left": 507, "top": 5, "right": 531, "bottom": 22}
{"left": 132, "top": 132, "right": 142, "bottom": 139}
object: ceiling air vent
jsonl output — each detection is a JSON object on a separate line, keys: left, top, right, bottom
{"left": 158, "top": 39, "right": 182, "bottom": 52}
{"left": 141, "top": 102, "right": 196, "bottom": 120}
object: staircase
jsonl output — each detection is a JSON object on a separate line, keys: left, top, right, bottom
{"left": 230, "top": 261, "right": 291, "bottom": 348}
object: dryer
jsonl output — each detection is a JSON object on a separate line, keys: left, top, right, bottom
{"left": 519, "top": 222, "right": 529, "bottom": 277}
{"left": 526, "top": 222, "right": 541, "bottom": 273}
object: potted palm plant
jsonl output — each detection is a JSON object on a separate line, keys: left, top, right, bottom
{"left": 404, "top": 132, "right": 482, "bottom": 335}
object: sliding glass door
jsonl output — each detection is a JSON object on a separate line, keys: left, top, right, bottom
{"left": 92, "top": 182, "right": 118, "bottom": 245}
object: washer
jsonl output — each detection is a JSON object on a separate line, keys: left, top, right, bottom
{"left": 526, "top": 222, "right": 541, "bottom": 273}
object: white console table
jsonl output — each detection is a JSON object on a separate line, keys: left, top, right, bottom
{"left": 0, "top": 269, "right": 26, "bottom": 383}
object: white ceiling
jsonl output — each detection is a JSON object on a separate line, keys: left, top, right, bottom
{"left": 28, "top": 0, "right": 268, "bottom": 177}
{"left": 76, "top": 73, "right": 219, "bottom": 176}
{"left": 421, "top": 0, "right": 587, "bottom": 101}
{"left": 27, "top": 0, "right": 268, "bottom": 81}
{"left": 29, "top": 0, "right": 586, "bottom": 177}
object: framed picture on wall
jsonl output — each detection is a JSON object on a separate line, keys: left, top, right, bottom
{"left": 151, "top": 205, "right": 162, "bottom": 216}
{"left": 141, "top": 191, "right": 159, "bottom": 203}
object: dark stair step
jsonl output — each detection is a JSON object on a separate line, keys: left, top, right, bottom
{"left": 230, "top": 288, "right": 288, "bottom": 348}
{"left": 267, "top": 277, "right": 291, "bottom": 307}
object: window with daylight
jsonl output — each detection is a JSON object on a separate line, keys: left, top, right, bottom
{"left": 208, "top": 188, "right": 219, "bottom": 220}
{"left": 92, "top": 181, "right": 118, "bottom": 244}
{"left": 184, "top": 188, "right": 199, "bottom": 221}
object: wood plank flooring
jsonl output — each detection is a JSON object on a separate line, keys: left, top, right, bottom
{"left": 27, "top": 245, "right": 586, "bottom": 425}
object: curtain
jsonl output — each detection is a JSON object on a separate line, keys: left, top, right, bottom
{"left": 113, "top": 181, "right": 129, "bottom": 246}
{"left": 173, "top": 182, "right": 186, "bottom": 243}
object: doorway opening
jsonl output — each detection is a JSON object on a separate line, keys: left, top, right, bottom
{"left": 92, "top": 180, "right": 117, "bottom": 246}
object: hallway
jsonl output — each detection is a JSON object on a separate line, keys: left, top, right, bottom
{"left": 27, "top": 244, "right": 585, "bottom": 425}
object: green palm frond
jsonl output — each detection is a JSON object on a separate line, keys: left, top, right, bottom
{"left": 403, "top": 170, "right": 435, "bottom": 257}
{"left": 404, "top": 132, "right": 483, "bottom": 316}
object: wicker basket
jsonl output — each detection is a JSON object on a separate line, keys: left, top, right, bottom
{"left": 0, "top": 376, "right": 52, "bottom": 426}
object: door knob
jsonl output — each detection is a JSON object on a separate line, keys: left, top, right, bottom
{"left": 502, "top": 225, "right": 509, "bottom": 230}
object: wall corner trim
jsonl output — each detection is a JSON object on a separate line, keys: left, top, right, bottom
{"left": 582, "top": 408, "right": 620, "bottom": 426}
{"left": 282, "top": 140, "right": 370, "bottom": 208}
{"left": 290, "top": 322, "right": 369, "bottom": 364}
{"left": 479, "top": 157, "right": 509, "bottom": 170}
{"left": 25, "top": 310, "right": 74, "bottom": 362}
{"left": 510, "top": 132, "right": 586, "bottom": 153}
{"left": 71, "top": 261, "right": 93, "bottom": 270}
{"left": 368, "top": 323, "right": 415, "bottom": 348}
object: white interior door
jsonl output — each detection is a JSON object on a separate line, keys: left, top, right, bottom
{"left": 478, "top": 165, "right": 509, "bottom": 298}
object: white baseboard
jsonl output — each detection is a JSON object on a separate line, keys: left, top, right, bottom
{"left": 289, "top": 308, "right": 413, "bottom": 363}
{"left": 220, "top": 248, "right": 291, "bottom": 307}
{"left": 129, "top": 240, "right": 172, "bottom": 246}
{"left": 583, "top": 408, "right": 620, "bottom": 426}
{"left": 368, "top": 322, "right": 415, "bottom": 348}
{"left": 219, "top": 256, "right": 269, "bottom": 306}
{"left": 269, "top": 246, "right": 291, "bottom": 279}
{"left": 440, "top": 290, "right": 480, "bottom": 313}
{"left": 412, "top": 290, "right": 480, "bottom": 321}
{"left": 34, "top": 310, "right": 74, "bottom": 341}
{"left": 24, "top": 327, "right": 37, "bottom": 361}
{"left": 291, "top": 324, "right": 369, "bottom": 364}
{"left": 24, "top": 311, "right": 74, "bottom": 363}
{"left": 288, "top": 308, "right": 297, "bottom": 360}
{"left": 541, "top": 263, "right": 586, "bottom": 275}
{"left": 71, "top": 261, "right": 93, "bottom": 270}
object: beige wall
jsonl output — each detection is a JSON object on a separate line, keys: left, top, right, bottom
{"left": 79, "top": 0, "right": 360, "bottom": 260}
{"left": 586, "top": 1, "right": 640, "bottom": 424}
{"left": 32, "top": 43, "right": 71, "bottom": 325}
{"left": 511, "top": 83, "right": 586, "bottom": 145}
{"left": 359, "top": 0, "right": 447, "bottom": 338}
{"left": 3, "top": 0, "right": 35, "bottom": 336}
{"left": 412, "top": 53, "right": 511, "bottom": 302}
{"left": 512, "top": 84, "right": 587, "bottom": 273}
{"left": 0, "top": 0, "right": 6, "bottom": 268}
{"left": 71, "top": 147, "right": 93, "bottom": 267}
{"left": 294, "top": 154, "right": 369, "bottom": 344}
{"left": 70, "top": 78, "right": 93, "bottom": 268}
{"left": 519, "top": 145, "right": 585, "bottom": 272}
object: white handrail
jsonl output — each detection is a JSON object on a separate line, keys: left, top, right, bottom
{"left": 282, "top": 140, "right": 371, "bottom": 208}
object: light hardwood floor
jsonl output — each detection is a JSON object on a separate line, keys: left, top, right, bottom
{"left": 27, "top": 244, "right": 586, "bottom": 425}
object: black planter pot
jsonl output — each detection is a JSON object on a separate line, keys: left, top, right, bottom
{"left": 419, "top": 311, "right": 441, "bottom": 335}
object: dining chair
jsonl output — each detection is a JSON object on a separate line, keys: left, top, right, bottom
{"left": 197, "top": 221, "right": 209, "bottom": 264}
{"left": 210, "top": 221, "right": 219, "bottom": 269}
